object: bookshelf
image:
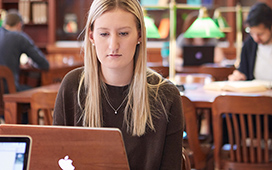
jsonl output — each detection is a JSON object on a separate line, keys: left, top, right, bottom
{"left": 1, "top": 0, "right": 270, "bottom": 55}
{"left": 0, "top": 0, "right": 56, "bottom": 52}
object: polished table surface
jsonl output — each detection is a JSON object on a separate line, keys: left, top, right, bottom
{"left": 4, "top": 82, "right": 272, "bottom": 124}
{"left": 20, "top": 54, "right": 84, "bottom": 86}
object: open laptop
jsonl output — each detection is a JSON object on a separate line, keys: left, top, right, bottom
{"left": 0, "top": 135, "right": 32, "bottom": 170}
{"left": 0, "top": 124, "right": 130, "bottom": 170}
{"left": 183, "top": 45, "right": 215, "bottom": 66}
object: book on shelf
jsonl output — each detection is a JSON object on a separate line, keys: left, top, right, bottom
{"left": 18, "top": 0, "right": 47, "bottom": 24}
{"left": 203, "top": 80, "right": 271, "bottom": 93}
{"left": 32, "top": 2, "right": 48, "bottom": 24}
{"left": 19, "top": 0, "right": 30, "bottom": 24}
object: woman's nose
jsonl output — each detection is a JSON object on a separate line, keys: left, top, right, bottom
{"left": 109, "top": 35, "right": 119, "bottom": 52}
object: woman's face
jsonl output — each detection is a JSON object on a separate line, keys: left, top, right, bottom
{"left": 89, "top": 8, "right": 140, "bottom": 71}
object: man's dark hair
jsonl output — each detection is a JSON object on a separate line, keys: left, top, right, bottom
{"left": 4, "top": 9, "right": 24, "bottom": 27}
{"left": 246, "top": 2, "right": 272, "bottom": 29}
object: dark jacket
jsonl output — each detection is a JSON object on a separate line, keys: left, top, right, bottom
{"left": 0, "top": 27, "right": 49, "bottom": 91}
{"left": 238, "top": 36, "right": 258, "bottom": 80}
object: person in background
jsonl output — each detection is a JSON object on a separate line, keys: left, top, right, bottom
{"left": 228, "top": 2, "right": 272, "bottom": 81}
{"left": 53, "top": 0, "right": 184, "bottom": 169}
{"left": 176, "top": 11, "right": 225, "bottom": 71}
{"left": 0, "top": 9, "right": 49, "bottom": 92}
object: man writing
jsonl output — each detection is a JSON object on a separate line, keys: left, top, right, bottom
{"left": 228, "top": 3, "right": 272, "bottom": 81}
{"left": 0, "top": 10, "right": 49, "bottom": 91}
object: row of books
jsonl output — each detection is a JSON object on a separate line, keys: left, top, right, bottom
{"left": 141, "top": 0, "right": 213, "bottom": 6}
{"left": 18, "top": 0, "right": 47, "bottom": 24}
{"left": 141, "top": 0, "right": 168, "bottom": 6}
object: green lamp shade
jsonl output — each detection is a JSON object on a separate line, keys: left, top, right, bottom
{"left": 0, "top": 9, "right": 6, "bottom": 27}
{"left": 184, "top": 17, "right": 225, "bottom": 38}
{"left": 213, "top": 16, "right": 231, "bottom": 32}
{"left": 144, "top": 16, "right": 161, "bottom": 38}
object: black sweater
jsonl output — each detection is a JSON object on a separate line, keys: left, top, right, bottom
{"left": 53, "top": 67, "right": 184, "bottom": 170}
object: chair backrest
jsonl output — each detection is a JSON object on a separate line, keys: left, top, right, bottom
{"left": 149, "top": 65, "right": 169, "bottom": 78}
{"left": 146, "top": 48, "right": 162, "bottom": 63}
{"left": 175, "top": 73, "right": 214, "bottom": 85}
{"left": 181, "top": 96, "right": 212, "bottom": 169}
{"left": 199, "top": 66, "right": 235, "bottom": 81}
{"left": 212, "top": 95, "right": 272, "bottom": 170}
{"left": 0, "top": 65, "right": 16, "bottom": 116}
{"left": 30, "top": 91, "right": 57, "bottom": 125}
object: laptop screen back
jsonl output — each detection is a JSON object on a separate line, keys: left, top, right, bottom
{"left": 0, "top": 136, "right": 32, "bottom": 170}
{"left": 183, "top": 45, "right": 215, "bottom": 66}
{"left": 0, "top": 125, "right": 129, "bottom": 170}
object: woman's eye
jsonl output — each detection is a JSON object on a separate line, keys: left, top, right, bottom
{"left": 100, "top": 33, "right": 108, "bottom": 37}
{"left": 119, "top": 32, "right": 128, "bottom": 36}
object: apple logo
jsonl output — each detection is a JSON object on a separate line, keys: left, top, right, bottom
{"left": 58, "top": 155, "right": 75, "bottom": 170}
{"left": 195, "top": 52, "right": 203, "bottom": 60}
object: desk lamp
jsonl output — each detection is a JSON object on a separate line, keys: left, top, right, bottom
{"left": 213, "top": 5, "right": 250, "bottom": 67}
{"left": 144, "top": 16, "right": 161, "bottom": 38}
{"left": 143, "top": 1, "right": 202, "bottom": 82}
{"left": 143, "top": 7, "right": 161, "bottom": 38}
{"left": 184, "top": 7, "right": 225, "bottom": 38}
{"left": 213, "top": 9, "right": 231, "bottom": 33}
{"left": 0, "top": 9, "right": 6, "bottom": 27}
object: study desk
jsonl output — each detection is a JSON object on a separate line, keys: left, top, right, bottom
{"left": 181, "top": 83, "right": 272, "bottom": 109}
{"left": 3, "top": 83, "right": 60, "bottom": 124}
{"left": 20, "top": 54, "right": 84, "bottom": 86}
{"left": 3, "top": 82, "right": 272, "bottom": 124}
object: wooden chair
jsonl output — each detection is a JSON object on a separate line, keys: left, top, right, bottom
{"left": 147, "top": 48, "right": 162, "bottom": 63}
{"left": 178, "top": 73, "right": 214, "bottom": 139}
{"left": 212, "top": 95, "right": 272, "bottom": 170}
{"left": 0, "top": 66, "right": 16, "bottom": 116}
{"left": 30, "top": 91, "right": 57, "bottom": 125}
{"left": 149, "top": 65, "right": 169, "bottom": 78}
{"left": 181, "top": 96, "right": 214, "bottom": 170}
{"left": 199, "top": 66, "right": 236, "bottom": 81}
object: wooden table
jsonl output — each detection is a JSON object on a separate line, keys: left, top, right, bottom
{"left": 20, "top": 54, "right": 84, "bottom": 86}
{"left": 3, "top": 83, "right": 60, "bottom": 124}
{"left": 4, "top": 82, "right": 272, "bottom": 124}
{"left": 182, "top": 83, "right": 272, "bottom": 108}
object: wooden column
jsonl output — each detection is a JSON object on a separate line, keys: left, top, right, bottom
{"left": 227, "top": 0, "right": 236, "bottom": 48}
{"left": 48, "top": 0, "right": 56, "bottom": 45}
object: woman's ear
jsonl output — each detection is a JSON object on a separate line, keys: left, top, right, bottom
{"left": 137, "top": 31, "right": 142, "bottom": 43}
{"left": 89, "top": 29, "right": 95, "bottom": 44}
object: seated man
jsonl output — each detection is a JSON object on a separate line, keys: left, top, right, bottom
{"left": 228, "top": 3, "right": 272, "bottom": 81}
{"left": 0, "top": 9, "right": 49, "bottom": 92}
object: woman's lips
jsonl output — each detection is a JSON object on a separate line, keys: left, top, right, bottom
{"left": 107, "top": 54, "right": 122, "bottom": 57}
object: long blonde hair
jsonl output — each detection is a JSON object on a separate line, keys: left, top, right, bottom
{"left": 79, "top": 0, "right": 164, "bottom": 136}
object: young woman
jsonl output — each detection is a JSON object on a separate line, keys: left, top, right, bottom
{"left": 53, "top": 0, "right": 184, "bottom": 169}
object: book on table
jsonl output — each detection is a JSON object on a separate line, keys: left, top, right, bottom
{"left": 203, "top": 80, "right": 271, "bottom": 93}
